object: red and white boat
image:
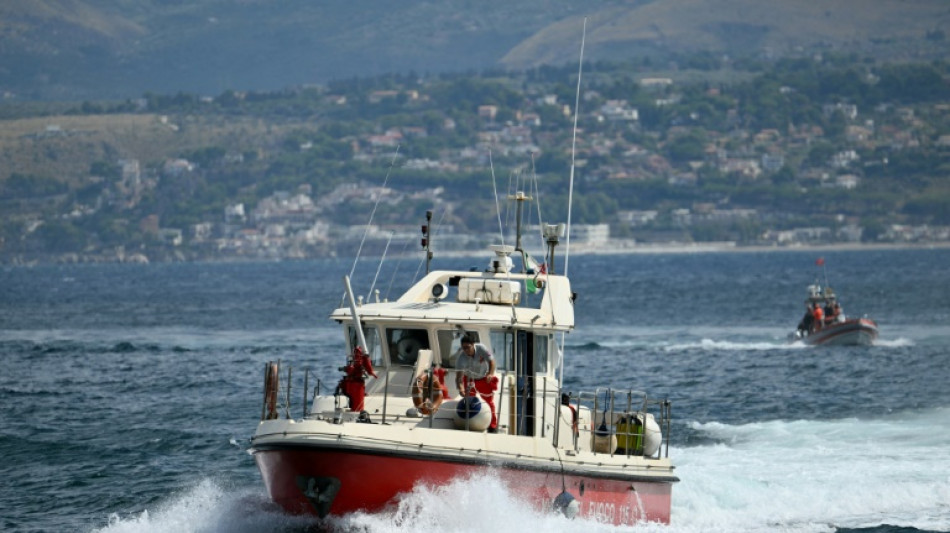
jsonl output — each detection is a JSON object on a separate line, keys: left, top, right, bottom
{"left": 794, "top": 317, "right": 879, "bottom": 346}
{"left": 791, "top": 283, "right": 879, "bottom": 346}
{"left": 249, "top": 202, "right": 678, "bottom": 525}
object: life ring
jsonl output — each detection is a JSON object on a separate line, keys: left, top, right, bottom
{"left": 264, "top": 361, "right": 279, "bottom": 420}
{"left": 411, "top": 374, "right": 444, "bottom": 415}
{"left": 395, "top": 337, "right": 422, "bottom": 365}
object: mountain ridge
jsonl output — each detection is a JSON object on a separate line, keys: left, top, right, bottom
{"left": 2, "top": 0, "right": 949, "bottom": 100}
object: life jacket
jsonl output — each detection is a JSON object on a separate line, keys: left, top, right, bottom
{"left": 432, "top": 366, "right": 450, "bottom": 398}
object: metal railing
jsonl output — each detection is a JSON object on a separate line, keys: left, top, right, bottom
{"left": 259, "top": 360, "right": 672, "bottom": 460}
{"left": 562, "top": 387, "right": 672, "bottom": 459}
{"left": 260, "top": 360, "right": 323, "bottom": 421}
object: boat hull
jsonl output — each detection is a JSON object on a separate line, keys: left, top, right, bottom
{"left": 797, "top": 318, "right": 879, "bottom": 346}
{"left": 253, "top": 446, "right": 673, "bottom": 525}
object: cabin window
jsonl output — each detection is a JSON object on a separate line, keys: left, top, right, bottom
{"left": 437, "top": 329, "right": 463, "bottom": 368}
{"left": 386, "top": 327, "right": 430, "bottom": 366}
{"left": 347, "top": 325, "right": 383, "bottom": 368}
{"left": 490, "top": 330, "right": 513, "bottom": 371}
{"left": 534, "top": 333, "right": 550, "bottom": 373}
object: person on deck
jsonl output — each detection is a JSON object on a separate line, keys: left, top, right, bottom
{"left": 824, "top": 301, "right": 841, "bottom": 325}
{"left": 454, "top": 334, "right": 499, "bottom": 433}
{"left": 798, "top": 306, "right": 814, "bottom": 336}
{"left": 811, "top": 302, "right": 824, "bottom": 332}
{"left": 830, "top": 302, "right": 844, "bottom": 324}
{"left": 823, "top": 301, "right": 836, "bottom": 323}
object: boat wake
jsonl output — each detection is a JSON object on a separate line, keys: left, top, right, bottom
{"left": 662, "top": 338, "right": 808, "bottom": 351}
{"left": 92, "top": 478, "right": 316, "bottom": 533}
{"left": 873, "top": 337, "right": 915, "bottom": 347}
{"left": 673, "top": 407, "right": 950, "bottom": 533}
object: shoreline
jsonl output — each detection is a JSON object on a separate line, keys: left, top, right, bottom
{"left": 3, "top": 241, "right": 949, "bottom": 267}
{"left": 435, "top": 240, "right": 950, "bottom": 259}
{"left": 567, "top": 240, "right": 950, "bottom": 255}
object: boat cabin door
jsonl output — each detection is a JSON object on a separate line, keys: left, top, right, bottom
{"left": 515, "top": 330, "right": 536, "bottom": 436}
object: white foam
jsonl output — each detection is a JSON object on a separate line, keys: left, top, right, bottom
{"left": 673, "top": 407, "right": 950, "bottom": 532}
{"left": 873, "top": 337, "right": 915, "bottom": 347}
{"left": 91, "top": 475, "right": 627, "bottom": 533}
{"left": 336, "top": 473, "right": 617, "bottom": 533}
{"left": 92, "top": 479, "right": 314, "bottom": 533}
{"left": 663, "top": 338, "right": 807, "bottom": 351}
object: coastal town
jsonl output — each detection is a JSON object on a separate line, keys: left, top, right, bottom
{"left": 2, "top": 59, "right": 949, "bottom": 264}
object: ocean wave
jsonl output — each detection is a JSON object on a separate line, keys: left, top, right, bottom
{"left": 92, "top": 479, "right": 316, "bottom": 533}
{"left": 662, "top": 338, "right": 807, "bottom": 352}
{"left": 670, "top": 408, "right": 950, "bottom": 532}
{"left": 566, "top": 341, "right": 603, "bottom": 351}
{"left": 874, "top": 337, "right": 915, "bottom": 347}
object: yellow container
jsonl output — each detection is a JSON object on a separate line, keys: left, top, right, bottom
{"left": 616, "top": 417, "right": 643, "bottom": 454}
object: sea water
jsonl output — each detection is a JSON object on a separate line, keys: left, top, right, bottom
{"left": 1, "top": 248, "right": 948, "bottom": 533}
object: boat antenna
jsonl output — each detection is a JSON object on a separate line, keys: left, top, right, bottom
{"left": 384, "top": 235, "right": 413, "bottom": 301}
{"left": 508, "top": 166, "right": 528, "bottom": 239}
{"left": 563, "top": 16, "right": 586, "bottom": 277}
{"left": 412, "top": 208, "right": 446, "bottom": 285}
{"left": 422, "top": 209, "right": 433, "bottom": 275}
{"left": 511, "top": 188, "right": 532, "bottom": 273}
{"left": 557, "top": 17, "right": 587, "bottom": 388}
{"left": 503, "top": 169, "right": 515, "bottom": 235}
{"left": 366, "top": 231, "right": 394, "bottom": 302}
{"left": 820, "top": 257, "right": 830, "bottom": 290}
{"left": 342, "top": 145, "right": 400, "bottom": 305}
{"left": 531, "top": 152, "right": 546, "bottom": 252}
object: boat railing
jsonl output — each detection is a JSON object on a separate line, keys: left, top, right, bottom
{"left": 260, "top": 360, "right": 326, "bottom": 421}
{"left": 260, "top": 360, "right": 672, "bottom": 459}
{"left": 564, "top": 388, "right": 672, "bottom": 459}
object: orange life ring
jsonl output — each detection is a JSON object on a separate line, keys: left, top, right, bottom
{"left": 411, "top": 374, "right": 444, "bottom": 415}
{"left": 264, "top": 361, "right": 279, "bottom": 420}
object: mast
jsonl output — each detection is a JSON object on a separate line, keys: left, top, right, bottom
{"left": 544, "top": 223, "right": 566, "bottom": 275}
{"left": 421, "top": 210, "right": 433, "bottom": 275}
{"left": 510, "top": 191, "right": 532, "bottom": 273}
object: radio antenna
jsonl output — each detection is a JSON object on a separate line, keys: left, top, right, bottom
{"left": 564, "top": 17, "right": 586, "bottom": 277}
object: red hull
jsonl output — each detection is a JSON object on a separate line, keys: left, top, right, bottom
{"left": 253, "top": 447, "right": 673, "bottom": 525}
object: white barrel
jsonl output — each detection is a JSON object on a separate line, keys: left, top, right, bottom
{"left": 453, "top": 396, "right": 491, "bottom": 431}
{"left": 641, "top": 413, "right": 662, "bottom": 456}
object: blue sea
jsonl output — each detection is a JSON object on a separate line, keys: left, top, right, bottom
{"left": 2, "top": 248, "right": 949, "bottom": 533}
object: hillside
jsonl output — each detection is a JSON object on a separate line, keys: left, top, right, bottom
{"left": 502, "top": 0, "right": 950, "bottom": 68}
{"left": 2, "top": 54, "right": 950, "bottom": 264}
{"left": 1, "top": 0, "right": 949, "bottom": 100}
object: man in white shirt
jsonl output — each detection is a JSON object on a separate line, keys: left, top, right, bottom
{"left": 454, "top": 334, "right": 498, "bottom": 432}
